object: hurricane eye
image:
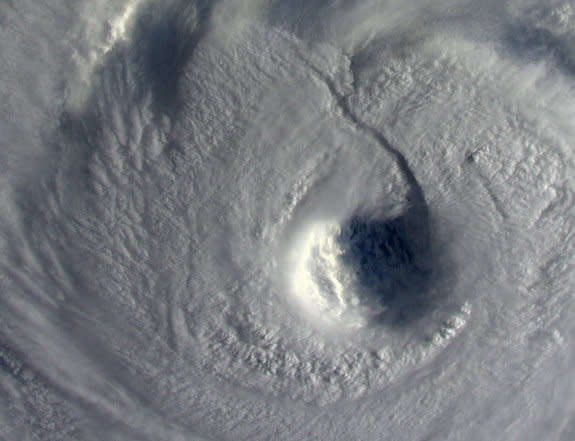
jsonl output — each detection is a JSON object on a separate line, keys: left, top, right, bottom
{"left": 336, "top": 210, "right": 435, "bottom": 326}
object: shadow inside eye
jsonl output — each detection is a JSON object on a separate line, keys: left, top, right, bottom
{"left": 337, "top": 207, "right": 437, "bottom": 327}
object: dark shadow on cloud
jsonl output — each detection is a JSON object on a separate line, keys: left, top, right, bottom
{"left": 337, "top": 205, "right": 445, "bottom": 328}
{"left": 131, "top": 1, "right": 213, "bottom": 116}
{"left": 54, "top": 1, "right": 217, "bottom": 177}
{"left": 267, "top": 0, "right": 328, "bottom": 39}
{"left": 505, "top": 23, "right": 575, "bottom": 77}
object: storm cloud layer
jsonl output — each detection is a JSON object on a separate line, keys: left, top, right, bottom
{"left": 1, "top": 1, "right": 575, "bottom": 440}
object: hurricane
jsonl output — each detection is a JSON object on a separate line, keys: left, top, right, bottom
{"left": 1, "top": 1, "right": 575, "bottom": 440}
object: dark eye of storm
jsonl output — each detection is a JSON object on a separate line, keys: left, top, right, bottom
{"left": 337, "top": 204, "right": 436, "bottom": 327}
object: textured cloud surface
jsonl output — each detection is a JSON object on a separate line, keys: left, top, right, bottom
{"left": 1, "top": 1, "right": 575, "bottom": 440}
